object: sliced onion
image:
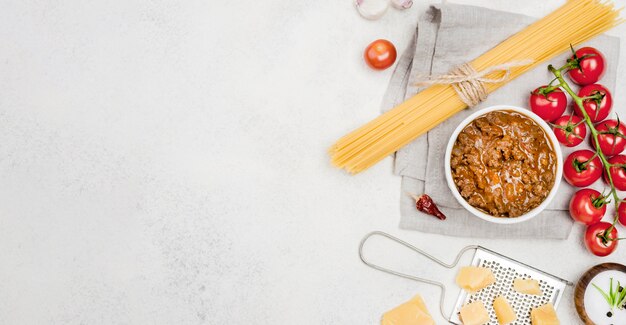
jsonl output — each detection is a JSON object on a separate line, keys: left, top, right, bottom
{"left": 391, "top": 0, "right": 412, "bottom": 9}
{"left": 355, "top": 0, "right": 389, "bottom": 20}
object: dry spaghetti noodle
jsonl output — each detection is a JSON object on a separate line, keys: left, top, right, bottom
{"left": 330, "top": 0, "right": 623, "bottom": 174}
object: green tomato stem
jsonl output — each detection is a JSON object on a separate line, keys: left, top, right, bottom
{"left": 548, "top": 65, "right": 620, "bottom": 234}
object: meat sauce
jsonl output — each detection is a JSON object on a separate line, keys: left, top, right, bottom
{"left": 450, "top": 110, "right": 557, "bottom": 218}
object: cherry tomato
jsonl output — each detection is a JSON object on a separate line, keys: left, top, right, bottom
{"left": 569, "top": 189, "right": 607, "bottom": 225}
{"left": 563, "top": 150, "right": 603, "bottom": 187}
{"left": 593, "top": 119, "right": 626, "bottom": 157}
{"left": 364, "top": 39, "right": 397, "bottom": 70}
{"left": 575, "top": 84, "right": 613, "bottom": 123}
{"left": 585, "top": 222, "right": 618, "bottom": 257}
{"left": 567, "top": 47, "right": 605, "bottom": 86}
{"left": 618, "top": 201, "right": 626, "bottom": 227}
{"left": 604, "top": 155, "right": 626, "bottom": 191}
{"left": 529, "top": 86, "right": 567, "bottom": 122}
{"left": 553, "top": 115, "right": 586, "bottom": 147}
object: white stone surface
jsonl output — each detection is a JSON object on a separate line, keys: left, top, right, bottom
{"left": 0, "top": 0, "right": 625, "bottom": 324}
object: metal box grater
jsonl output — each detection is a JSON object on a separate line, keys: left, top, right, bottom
{"left": 449, "top": 247, "right": 571, "bottom": 324}
{"left": 359, "top": 231, "right": 573, "bottom": 324}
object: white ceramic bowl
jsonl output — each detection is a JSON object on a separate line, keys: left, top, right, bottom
{"left": 444, "top": 105, "right": 563, "bottom": 224}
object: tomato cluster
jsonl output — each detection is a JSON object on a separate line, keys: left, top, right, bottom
{"left": 531, "top": 46, "right": 624, "bottom": 257}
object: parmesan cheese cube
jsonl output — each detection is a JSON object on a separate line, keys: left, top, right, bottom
{"left": 530, "top": 303, "right": 560, "bottom": 325}
{"left": 456, "top": 266, "right": 496, "bottom": 293}
{"left": 493, "top": 296, "right": 516, "bottom": 324}
{"left": 381, "top": 294, "right": 435, "bottom": 325}
{"left": 459, "top": 300, "right": 490, "bottom": 325}
{"left": 513, "top": 278, "right": 542, "bottom": 295}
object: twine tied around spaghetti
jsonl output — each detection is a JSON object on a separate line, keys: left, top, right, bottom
{"left": 414, "top": 59, "right": 535, "bottom": 107}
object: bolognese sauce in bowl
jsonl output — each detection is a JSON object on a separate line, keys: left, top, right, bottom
{"left": 444, "top": 106, "right": 563, "bottom": 224}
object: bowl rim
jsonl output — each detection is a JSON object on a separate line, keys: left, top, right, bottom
{"left": 444, "top": 105, "right": 564, "bottom": 224}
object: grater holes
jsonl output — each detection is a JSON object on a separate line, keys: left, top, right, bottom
{"left": 464, "top": 259, "right": 559, "bottom": 325}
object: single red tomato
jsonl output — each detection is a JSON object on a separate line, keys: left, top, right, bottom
{"left": 574, "top": 84, "right": 613, "bottom": 123}
{"left": 567, "top": 47, "right": 605, "bottom": 86}
{"left": 529, "top": 86, "right": 567, "bottom": 122}
{"left": 593, "top": 119, "right": 626, "bottom": 157}
{"left": 364, "top": 39, "right": 397, "bottom": 70}
{"left": 563, "top": 150, "right": 603, "bottom": 187}
{"left": 604, "top": 155, "right": 626, "bottom": 190}
{"left": 618, "top": 201, "right": 626, "bottom": 227}
{"left": 569, "top": 189, "right": 607, "bottom": 225}
{"left": 585, "top": 222, "right": 619, "bottom": 257}
{"left": 553, "top": 115, "right": 587, "bottom": 147}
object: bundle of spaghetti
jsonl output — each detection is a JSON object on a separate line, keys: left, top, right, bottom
{"left": 330, "top": 0, "right": 623, "bottom": 174}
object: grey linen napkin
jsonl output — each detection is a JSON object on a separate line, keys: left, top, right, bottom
{"left": 382, "top": 3, "right": 620, "bottom": 239}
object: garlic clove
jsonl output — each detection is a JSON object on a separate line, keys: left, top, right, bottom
{"left": 391, "top": 0, "right": 413, "bottom": 10}
{"left": 355, "top": 0, "right": 389, "bottom": 21}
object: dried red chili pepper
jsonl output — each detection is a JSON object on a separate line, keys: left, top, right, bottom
{"left": 409, "top": 193, "right": 446, "bottom": 220}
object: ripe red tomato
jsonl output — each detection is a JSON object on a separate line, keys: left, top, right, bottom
{"left": 563, "top": 150, "right": 603, "bottom": 187}
{"left": 567, "top": 47, "right": 605, "bottom": 86}
{"left": 575, "top": 84, "right": 613, "bottom": 123}
{"left": 593, "top": 119, "right": 626, "bottom": 157}
{"left": 604, "top": 155, "right": 626, "bottom": 190}
{"left": 529, "top": 86, "right": 567, "bottom": 122}
{"left": 364, "top": 39, "right": 397, "bottom": 70}
{"left": 618, "top": 201, "right": 626, "bottom": 227}
{"left": 585, "top": 222, "right": 618, "bottom": 257}
{"left": 553, "top": 115, "right": 586, "bottom": 147}
{"left": 569, "top": 189, "right": 607, "bottom": 225}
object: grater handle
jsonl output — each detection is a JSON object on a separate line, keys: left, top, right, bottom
{"left": 358, "top": 231, "right": 478, "bottom": 321}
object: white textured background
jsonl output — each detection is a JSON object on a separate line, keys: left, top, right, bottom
{"left": 1, "top": 0, "right": 625, "bottom": 324}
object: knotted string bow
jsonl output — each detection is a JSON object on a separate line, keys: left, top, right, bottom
{"left": 415, "top": 59, "right": 535, "bottom": 107}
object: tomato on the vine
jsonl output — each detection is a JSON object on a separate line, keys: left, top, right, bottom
{"left": 593, "top": 119, "right": 626, "bottom": 157}
{"left": 569, "top": 189, "right": 608, "bottom": 225}
{"left": 563, "top": 150, "right": 603, "bottom": 187}
{"left": 553, "top": 115, "right": 586, "bottom": 147}
{"left": 585, "top": 222, "right": 619, "bottom": 257}
{"left": 529, "top": 86, "right": 567, "bottom": 122}
{"left": 604, "top": 155, "right": 626, "bottom": 191}
{"left": 618, "top": 201, "right": 626, "bottom": 227}
{"left": 567, "top": 47, "right": 605, "bottom": 86}
{"left": 575, "top": 84, "right": 613, "bottom": 123}
{"left": 364, "top": 39, "right": 397, "bottom": 70}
